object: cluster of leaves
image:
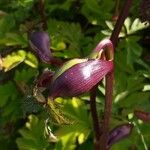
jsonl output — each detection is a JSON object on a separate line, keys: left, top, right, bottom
{"left": 0, "top": 0, "right": 150, "bottom": 150}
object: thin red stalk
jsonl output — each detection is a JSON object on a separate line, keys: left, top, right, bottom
{"left": 90, "top": 85, "right": 101, "bottom": 150}
{"left": 90, "top": 39, "right": 114, "bottom": 149}
{"left": 110, "top": 0, "right": 133, "bottom": 47}
{"left": 100, "top": 0, "right": 133, "bottom": 149}
{"left": 100, "top": 72, "right": 114, "bottom": 150}
{"left": 38, "top": 0, "right": 47, "bottom": 30}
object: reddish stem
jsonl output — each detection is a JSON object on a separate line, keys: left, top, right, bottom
{"left": 100, "top": 0, "right": 133, "bottom": 149}
{"left": 100, "top": 72, "right": 114, "bottom": 150}
{"left": 38, "top": 0, "right": 48, "bottom": 30}
{"left": 110, "top": 0, "right": 133, "bottom": 47}
{"left": 90, "top": 39, "right": 114, "bottom": 149}
{"left": 90, "top": 85, "right": 101, "bottom": 150}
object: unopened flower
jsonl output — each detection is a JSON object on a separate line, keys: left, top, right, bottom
{"left": 134, "top": 110, "right": 150, "bottom": 123}
{"left": 107, "top": 123, "right": 133, "bottom": 149}
{"left": 49, "top": 58, "right": 113, "bottom": 99}
{"left": 29, "top": 31, "right": 52, "bottom": 63}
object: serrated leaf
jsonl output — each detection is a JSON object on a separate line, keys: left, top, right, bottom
{"left": 125, "top": 37, "right": 142, "bottom": 67}
{"left": 3, "top": 32, "right": 27, "bottom": 47}
{"left": 130, "top": 18, "right": 149, "bottom": 34}
{"left": 105, "top": 21, "right": 114, "bottom": 30}
{"left": 16, "top": 115, "right": 49, "bottom": 150}
{"left": 124, "top": 18, "right": 131, "bottom": 33}
{"left": 14, "top": 68, "right": 37, "bottom": 82}
{"left": 2, "top": 50, "right": 26, "bottom": 71}
{"left": 119, "top": 92, "right": 150, "bottom": 108}
{"left": 0, "top": 81, "right": 17, "bottom": 107}
{"left": 24, "top": 52, "right": 38, "bottom": 68}
{"left": 55, "top": 133, "right": 76, "bottom": 150}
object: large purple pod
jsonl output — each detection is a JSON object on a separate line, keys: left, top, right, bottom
{"left": 29, "top": 31, "right": 52, "bottom": 63}
{"left": 49, "top": 59, "right": 113, "bottom": 99}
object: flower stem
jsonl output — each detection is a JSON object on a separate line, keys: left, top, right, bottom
{"left": 90, "top": 85, "right": 101, "bottom": 150}
{"left": 100, "top": 0, "right": 133, "bottom": 149}
{"left": 110, "top": 0, "right": 133, "bottom": 47}
{"left": 38, "top": 0, "right": 48, "bottom": 30}
{"left": 99, "top": 72, "right": 114, "bottom": 150}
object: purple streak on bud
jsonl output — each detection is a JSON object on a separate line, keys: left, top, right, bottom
{"left": 37, "top": 70, "right": 54, "bottom": 88}
{"left": 134, "top": 110, "right": 150, "bottom": 123}
{"left": 49, "top": 59, "right": 113, "bottom": 99}
{"left": 29, "top": 31, "right": 52, "bottom": 63}
{"left": 107, "top": 123, "right": 134, "bottom": 149}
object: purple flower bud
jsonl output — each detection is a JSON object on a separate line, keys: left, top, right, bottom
{"left": 49, "top": 59, "right": 113, "bottom": 99}
{"left": 29, "top": 31, "right": 52, "bottom": 63}
{"left": 134, "top": 110, "right": 150, "bottom": 123}
{"left": 107, "top": 123, "right": 133, "bottom": 149}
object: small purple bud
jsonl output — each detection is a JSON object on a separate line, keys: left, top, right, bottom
{"left": 49, "top": 59, "right": 113, "bottom": 99}
{"left": 37, "top": 70, "right": 54, "bottom": 88}
{"left": 134, "top": 110, "right": 150, "bottom": 123}
{"left": 107, "top": 123, "right": 134, "bottom": 149}
{"left": 29, "top": 31, "right": 52, "bottom": 63}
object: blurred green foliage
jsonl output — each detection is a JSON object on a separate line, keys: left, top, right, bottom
{"left": 0, "top": 0, "right": 150, "bottom": 149}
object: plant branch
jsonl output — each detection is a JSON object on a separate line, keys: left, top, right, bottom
{"left": 100, "top": 0, "right": 133, "bottom": 149}
{"left": 99, "top": 72, "right": 114, "bottom": 150}
{"left": 90, "top": 85, "right": 101, "bottom": 150}
{"left": 110, "top": 0, "right": 133, "bottom": 48}
{"left": 38, "top": 0, "right": 47, "bottom": 30}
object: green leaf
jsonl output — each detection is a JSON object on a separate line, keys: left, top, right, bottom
{"left": 2, "top": 50, "right": 26, "bottom": 71}
{"left": 119, "top": 92, "right": 150, "bottom": 108}
{"left": 105, "top": 21, "right": 114, "bottom": 30}
{"left": 129, "top": 18, "right": 149, "bottom": 34}
{"left": 1, "top": 50, "right": 38, "bottom": 71}
{"left": 0, "top": 32, "right": 28, "bottom": 47}
{"left": 0, "top": 14, "right": 15, "bottom": 37}
{"left": 16, "top": 115, "right": 49, "bottom": 150}
{"left": 55, "top": 133, "right": 76, "bottom": 150}
{"left": 55, "top": 97, "right": 91, "bottom": 136}
{"left": 126, "top": 37, "right": 142, "bottom": 66}
{"left": 24, "top": 52, "right": 38, "bottom": 68}
{"left": 0, "top": 81, "right": 17, "bottom": 107}
{"left": 14, "top": 68, "right": 37, "bottom": 82}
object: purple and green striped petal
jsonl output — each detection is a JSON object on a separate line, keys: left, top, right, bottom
{"left": 49, "top": 59, "right": 113, "bottom": 99}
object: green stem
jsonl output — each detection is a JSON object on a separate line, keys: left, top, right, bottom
{"left": 133, "top": 121, "right": 148, "bottom": 150}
